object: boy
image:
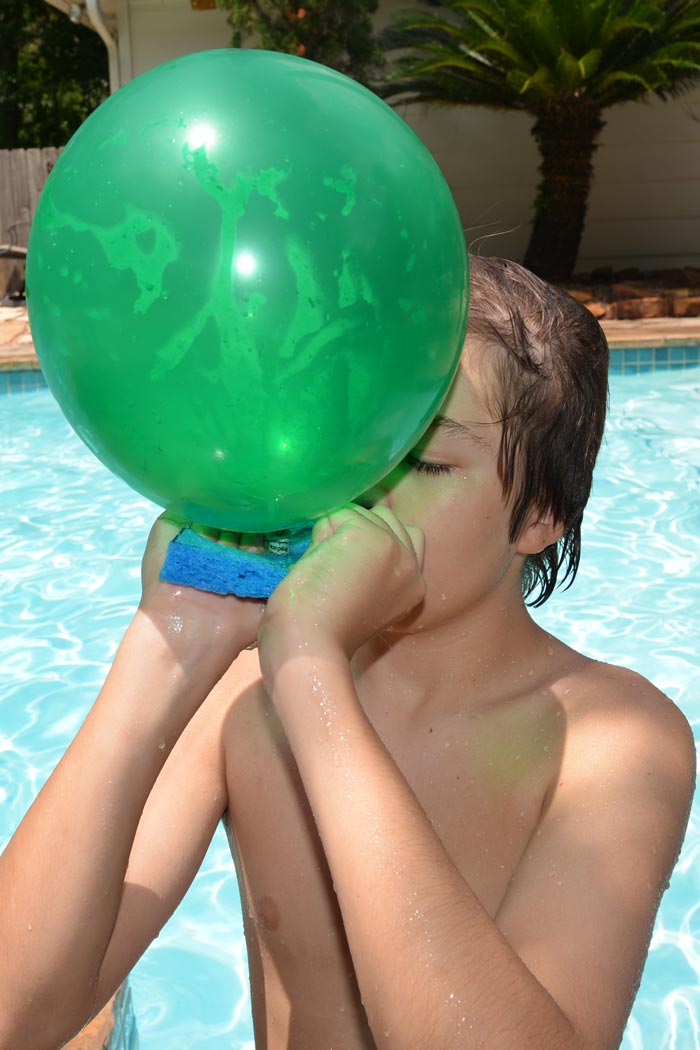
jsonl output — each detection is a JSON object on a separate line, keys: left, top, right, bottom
{"left": 0, "top": 256, "right": 695, "bottom": 1050}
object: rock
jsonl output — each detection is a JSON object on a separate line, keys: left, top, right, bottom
{"left": 612, "top": 296, "right": 671, "bottom": 319}
{"left": 0, "top": 318, "right": 30, "bottom": 344}
{"left": 648, "top": 268, "right": 686, "bottom": 285}
{"left": 672, "top": 296, "right": 700, "bottom": 317}
{"left": 565, "top": 289, "right": 594, "bottom": 303}
{"left": 611, "top": 282, "right": 654, "bottom": 299}
{"left": 585, "top": 301, "right": 610, "bottom": 319}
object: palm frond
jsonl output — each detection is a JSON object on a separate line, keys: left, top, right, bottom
{"left": 378, "top": 0, "right": 700, "bottom": 110}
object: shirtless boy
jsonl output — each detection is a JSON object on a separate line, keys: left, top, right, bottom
{"left": 0, "top": 256, "right": 695, "bottom": 1050}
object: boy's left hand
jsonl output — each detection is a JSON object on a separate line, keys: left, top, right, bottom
{"left": 259, "top": 504, "right": 426, "bottom": 667}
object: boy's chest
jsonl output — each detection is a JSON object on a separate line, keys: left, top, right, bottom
{"left": 223, "top": 676, "right": 562, "bottom": 966}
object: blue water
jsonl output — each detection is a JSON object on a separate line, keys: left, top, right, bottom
{"left": 1, "top": 366, "right": 699, "bottom": 1050}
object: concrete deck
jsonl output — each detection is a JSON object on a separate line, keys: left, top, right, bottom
{"left": 3, "top": 305, "right": 700, "bottom": 371}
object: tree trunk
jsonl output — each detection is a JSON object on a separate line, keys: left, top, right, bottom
{"left": 522, "top": 102, "right": 605, "bottom": 283}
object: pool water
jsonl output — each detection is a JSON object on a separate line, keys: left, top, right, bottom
{"left": 1, "top": 365, "right": 699, "bottom": 1050}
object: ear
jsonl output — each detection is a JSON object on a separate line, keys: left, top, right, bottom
{"left": 515, "top": 512, "right": 565, "bottom": 556}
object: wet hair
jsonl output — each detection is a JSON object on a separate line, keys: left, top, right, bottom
{"left": 467, "top": 255, "right": 610, "bottom": 606}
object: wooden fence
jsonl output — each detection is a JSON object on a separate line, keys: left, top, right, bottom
{"left": 0, "top": 147, "right": 62, "bottom": 247}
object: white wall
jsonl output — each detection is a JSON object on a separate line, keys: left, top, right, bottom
{"left": 391, "top": 88, "right": 700, "bottom": 273}
{"left": 114, "top": 0, "right": 700, "bottom": 273}
{"left": 579, "top": 91, "right": 700, "bottom": 271}
{"left": 118, "top": 0, "right": 231, "bottom": 84}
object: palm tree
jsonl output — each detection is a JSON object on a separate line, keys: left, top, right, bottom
{"left": 377, "top": 0, "right": 700, "bottom": 282}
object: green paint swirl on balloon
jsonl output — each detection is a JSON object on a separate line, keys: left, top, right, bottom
{"left": 37, "top": 192, "right": 178, "bottom": 314}
{"left": 323, "top": 165, "right": 356, "bottom": 217}
{"left": 151, "top": 146, "right": 292, "bottom": 384}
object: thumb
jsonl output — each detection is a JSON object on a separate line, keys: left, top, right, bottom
{"left": 405, "top": 524, "right": 425, "bottom": 570}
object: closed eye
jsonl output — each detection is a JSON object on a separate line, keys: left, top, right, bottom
{"left": 405, "top": 453, "right": 453, "bottom": 477}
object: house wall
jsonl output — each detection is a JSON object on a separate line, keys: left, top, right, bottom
{"left": 115, "top": 0, "right": 231, "bottom": 84}
{"left": 114, "top": 0, "right": 700, "bottom": 273}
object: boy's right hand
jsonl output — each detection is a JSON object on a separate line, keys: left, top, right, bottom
{"left": 259, "top": 504, "right": 426, "bottom": 669}
{"left": 138, "top": 513, "right": 267, "bottom": 671}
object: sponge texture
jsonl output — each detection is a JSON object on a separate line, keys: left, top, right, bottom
{"left": 160, "top": 526, "right": 313, "bottom": 598}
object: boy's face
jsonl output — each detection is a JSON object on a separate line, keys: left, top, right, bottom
{"left": 360, "top": 336, "right": 549, "bottom": 635}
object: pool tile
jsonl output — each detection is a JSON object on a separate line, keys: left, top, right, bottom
{"left": 608, "top": 344, "right": 700, "bottom": 373}
{"left": 1, "top": 369, "right": 47, "bottom": 394}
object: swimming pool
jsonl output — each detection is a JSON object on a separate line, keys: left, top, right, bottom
{"left": 1, "top": 359, "right": 698, "bottom": 1049}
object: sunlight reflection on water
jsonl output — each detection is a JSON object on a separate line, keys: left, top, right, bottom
{"left": 1, "top": 366, "right": 698, "bottom": 1049}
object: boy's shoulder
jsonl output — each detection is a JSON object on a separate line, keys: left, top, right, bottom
{"left": 558, "top": 648, "right": 692, "bottom": 737}
{"left": 545, "top": 645, "right": 695, "bottom": 816}
{"left": 495, "top": 647, "right": 694, "bottom": 1050}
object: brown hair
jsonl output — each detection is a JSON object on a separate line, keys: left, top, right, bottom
{"left": 467, "top": 255, "right": 609, "bottom": 606}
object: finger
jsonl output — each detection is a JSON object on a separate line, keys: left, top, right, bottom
{"left": 191, "top": 522, "right": 221, "bottom": 541}
{"left": 310, "top": 505, "right": 368, "bottom": 543}
{"left": 238, "top": 532, "right": 266, "bottom": 552}
{"left": 405, "top": 524, "right": 425, "bottom": 568}
{"left": 309, "top": 504, "right": 401, "bottom": 551}
{"left": 159, "top": 510, "right": 187, "bottom": 529}
{"left": 310, "top": 516, "right": 335, "bottom": 544}
{"left": 142, "top": 514, "right": 182, "bottom": 582}
{"left": 368, "top": 505, "right": 416, "bottom": 552}
{"left": 217, "top": 530, "right": 240, "bottom": 548}
{"left": 151, "top": 513, "right": 184, "bottom": 546}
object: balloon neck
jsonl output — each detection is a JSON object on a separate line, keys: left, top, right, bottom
{"left": 265, "top": 532, "right": 290, "bottom": 556}
{"left": 264, "top": 519, "right": 316, "bottom": 557}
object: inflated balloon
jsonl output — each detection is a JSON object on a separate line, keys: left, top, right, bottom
{"left": 27, "top": 49, "right": 469, "bottom": 532}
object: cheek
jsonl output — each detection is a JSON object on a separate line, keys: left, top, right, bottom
{"left": 419, "top": 485, "right": 513, "bottom": 593}
{"left": 385, "top": 482, "right": 517, "bottom": 634}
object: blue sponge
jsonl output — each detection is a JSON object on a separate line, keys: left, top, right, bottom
{"left": 160, "top": 525, "right": 313, "bottom": 598}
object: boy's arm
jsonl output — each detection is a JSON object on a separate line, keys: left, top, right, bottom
{"left": 0, "top": 518, "right": 262, "bottom": 1050}
{"left": 493, "top": 669, "right": 695, "bottom": 1049}
{"left": 258, "top": 506, "right": 696, "bottom": 1050}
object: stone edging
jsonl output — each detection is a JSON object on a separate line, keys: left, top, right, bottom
{"left": 3, "top": 306, "right": 700, "bottom": 372}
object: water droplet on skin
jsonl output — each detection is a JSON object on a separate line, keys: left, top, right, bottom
{"left": 158, "top": 740, "right": 166, "bottom": 750}
{"left": 27, "top": 923, "right": 32, "bottom": 931}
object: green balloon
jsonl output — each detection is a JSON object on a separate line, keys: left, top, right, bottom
{"left": 27, "top": 49, "right": 468, "bottom": 532}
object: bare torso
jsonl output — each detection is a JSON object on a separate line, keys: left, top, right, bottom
{"left": 222, "top": 641, "right": 581, "bottom": 1050}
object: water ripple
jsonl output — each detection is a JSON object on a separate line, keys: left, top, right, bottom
{"left": 2, "top": 370, "right": 700, "bottom": 1048}
{"left": 536, "top": 368, "right": 700, "bottom": 1050}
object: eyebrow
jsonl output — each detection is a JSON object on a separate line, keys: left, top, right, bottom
{"left": 432, "top": 414, "right": 494, "bottom": 451}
